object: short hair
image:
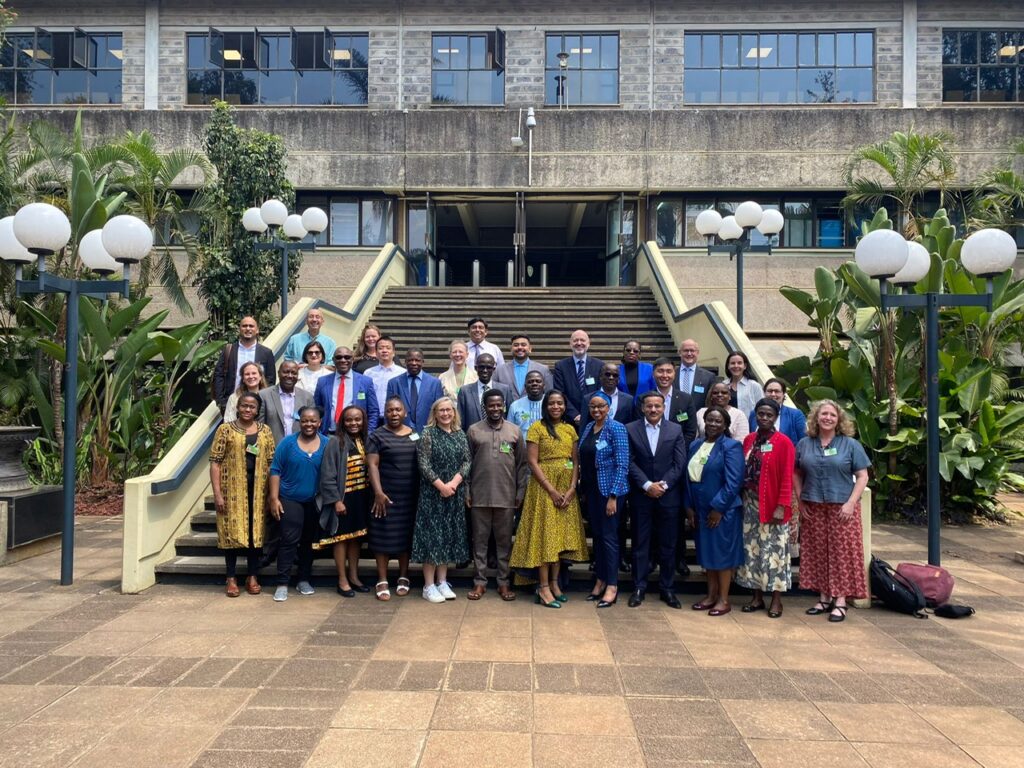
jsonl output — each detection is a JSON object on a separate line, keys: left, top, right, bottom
{"left": 725, "top": 350, "right": 753, "bottom": 380}
{"left": 426, "top": 396, "right": 461, "bottom": 431}
{"left": 338, "top": 405, "right": 368, "bottom": 444}
{"left": 376, "top": 334, "right": 396, "bottom": 348}
{"left": 764, "top": 377, "right": 789, "bottom": 393}
{"left": 510, "top": 334, "right": 531, "bottom": 343}
{"left": 639, "top": 390, "right": 665, "bottom": 405}
{"left": 236, "top": 391, "right": 260, "bottom": 406}
{"left": 467, "top": 317, "right": 488, "bottom": 329}
{"left": 754, "top": 397, "right": 781, "bottom": 416}
{"left": 302, "top": 339, "right": 326, "bottom": 364}
{"left": 475, "top": 353, "right": 496, "bottom": 366}
{"left": 297, "top": 405, "right": 322, "bottom": 420}
{"left": 405, "top": 347, "right": 424, "bottom": 358}
{"left": 704, "top": 405, "right": 732, "bottom": 430}
{"left": 652, "top": 356, "right": 675, "bottom": 368}
{"left": 807, "top": 399, "right": 856, "bottom": 437}
{"left": 524, "top": 370, "right": 545, "bottom": 380}
{"left": 482, "top": 388, "right": 506, "bottom": 405}
{"left": 623, "top": 339, "right": 642, "bottom": 350}
{"left": 448, "top": 339, "right": 469, "bottom": 354}
{"left": 383, "top": 395, "right": 406, "bottom": 412}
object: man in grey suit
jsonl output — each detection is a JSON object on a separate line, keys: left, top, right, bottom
{"left": 677, "top": 338, "right": 718, "bottom": 410}
{"left": 458, "top": 354, "right": 512, "bottom": 429}
{"left": 492, "top": 334, "right": 552, "bottom": 401}
{"left": 259, "top": 361, "right": 314, "bottom": 445}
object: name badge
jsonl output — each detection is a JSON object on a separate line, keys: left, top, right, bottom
{"left": 693, "top": 385, "right": 705, "bottom": 394}
{"left": 596, "top": 440, "right": 608, "bottom": 450}
{"left": 409, "top": 433, "right": 420, "bottom": 442}
{"left": 499, "top": 441, "right": 512, "bottom": 454}
{"left": 245, "top": 443, "right": 260, "bottom": 456}
{"left": 357, "top": 392, "right": 366, "bottom": 400}
{"left": 699, "top": 455, "right": 709, "bottom": 465}
{"left": 564, "top": 459, "right": 574, "bottom": 469}
{"left": 584, "top": 377, "right": 596, "bottom": 386}
{"left": 518, "top": 412, "right": 529, "bottom": 422}
{"left": 760, "top": 443, "right": 774, "bottom": 453}
{"left": 676, "top": 412, "right": 688, "bottom": 422}
{"left": 823, "top": 447, "right": 837, "bottom": 457}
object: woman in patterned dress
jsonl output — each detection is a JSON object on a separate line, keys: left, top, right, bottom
{"left": 794, "top": 400, "right": 871, "bottom": 623}
{"left": 209, "top": 391, "right": 276, "bottom": 597}
{"left": 412, "top": 397, "right": 471, "bottom": 603}
{"left": 735, "top": 398, "right": 795, "bottom": 618}
{"left": 509, "top": 390, "right": 589, "bottom": 609}
{"left": 317, "top": 405, "right": 372, "bottom": 597}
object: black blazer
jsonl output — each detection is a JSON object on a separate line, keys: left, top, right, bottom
{"left": 552, "top": 356, "right": 604, "bottom": 424}
{"left": 625, "top": 418, "right": 688, "bottom": 509}
{"left": 678, "top": 365, "right": 717, "bottom": 410}
{"left": 581, "top": 392, "right": 635, "bottom": 429}
{"left": 457, "top": 380, "right": 512, "bottom": 429}
{"left": 213, "top": 342, "right": 276, "bottom": 409}
{"left": 660, "top": 387, "right": 698, "bottom": 444}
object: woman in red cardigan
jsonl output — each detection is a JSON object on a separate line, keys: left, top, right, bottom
{"left": 736, "top": 398, "right": 795, "bottom": 618}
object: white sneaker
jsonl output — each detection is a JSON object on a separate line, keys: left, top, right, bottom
{"left": 273, "top": 586, "right": 288, "bottom": 602}
{"left": 297, "top": 581, "right": 315, "bottom": 596}
{"left": 437, "top": 581, "right": 456, "bottom": 601}
{"left": 422, "top": 584, "right": 445, "bottom": 603}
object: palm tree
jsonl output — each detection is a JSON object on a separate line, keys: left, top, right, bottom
{"left": 110, "top": 130, "right": 214, "bottom": 314}
{"left": 969, "top": 137, "right": 1024, "bottom": 233}
{"left": 842, "top": 128, "right": 956, "bottom": 237}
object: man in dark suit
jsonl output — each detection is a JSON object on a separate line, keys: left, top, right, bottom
{"left": 581, "top": 363, "right": 634, "bottom": 428}
{"left": 552, "top": 329, "right": 604, "bottom": 428}
{"left": 492, "top": 334, "right": 552, "bottom": 400}
{"left": 625, "top": 392, "right": 688, "bottom": 609}
{"left": 213, "top": 316, "right": 276, "bottom": 411}
{"left": 386, "top": 347, "right": 444, "bottom": 432}
{"left": 260, "top": 361, "right": 313, "bottom": 445}
{"left": 677, "top": 338, "right": 717, "bottom": 410}
{"left": 314, "top": 346, "right": 380, "bottom": 435}
{"left": 457, "top": 354, "right": 511, "bottom": 429}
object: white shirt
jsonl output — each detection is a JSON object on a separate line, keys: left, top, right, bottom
{"left": 296, "top": 366, "right": 331, "bottom": 395}
{"left": 600, "top": 389, "right": 622, "bottom": 420}
{"left": 329, "top": 371, "right": 354, "bottom": 420}
{"left": 365, "top": 363, "right": 406, "bottom": 408}
{"left": 642, "top": 419, "right": 668, "bottom": 491}
{"left": 658, "top": 387, "right": 673, "bottom": 415}
{"left": 235, "top": 341, "right": 257, "bottom": 388}
{"left": 466, "top": 339, "right": 505, "bottom": 368}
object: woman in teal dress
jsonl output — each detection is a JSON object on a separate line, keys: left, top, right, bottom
{"left": 412, "top": 396, "right": 471, "bottom": 603}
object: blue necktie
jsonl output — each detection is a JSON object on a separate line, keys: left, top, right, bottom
{"left": 681, "top": 367, "right": 692, "bottom": 394}
{"left": 409, "top": 375, "right": 419, "bottom": 415}
{"left": 576, "top": 359, "right": 586, "bottom": 391}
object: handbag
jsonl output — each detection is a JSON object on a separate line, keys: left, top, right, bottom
{"left": 896, "top": 562, "right": 955, "bottom": 608}
{"left": 869, "top": 556, "right": 927, "bottom": 618}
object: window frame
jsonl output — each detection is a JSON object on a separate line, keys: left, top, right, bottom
{"left": 941, "top": 28, "right": 1024, "bottom": 103}
{"left": 296, "top": 193, "right": 396, "bottom": 247}
{"left": 430, "top": 29, "right": 506, "bottom": 106}
{"left": 543, "top": 31, "right": 620, "bottom": 107}
{"left": 0, "top": 27, "right": 123, "bottom": 105}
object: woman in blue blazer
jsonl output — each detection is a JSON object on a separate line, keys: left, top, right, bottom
{"left": 618, "top": 340, "right": 657, "bottom": 399}
{"left": 578, "top": 392, "right": 630, "bottom": 608}
{"left": 686, "top": 405, "right": 744, "bottom": 616}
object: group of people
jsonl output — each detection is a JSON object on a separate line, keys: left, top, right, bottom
{"left": 209, "top": 311, "right": 871, "bottom": 620}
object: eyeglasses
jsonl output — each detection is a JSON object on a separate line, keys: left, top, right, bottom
{"left": 334, "top": 355, "right": 353, "bottom": 361}
{"left": 307, "top": 351, "right": 323, "bottom": 357}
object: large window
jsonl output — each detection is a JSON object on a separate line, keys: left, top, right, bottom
{"left": 942, "top": 29, "right": 1024, "bottom": 102}
{"left": 187, "top": 29, "right": 368, "bottom": 106}
{"left": 545, "top": 33, "right": 618, "bottom": 106}
{"left": 0, "top": 29, "right": 122, "bottom": 105}
{"left": 431, "top": 32, "right": 505, "bottom": 105}
{"left": 684, "top": 31, "right": 874, "bottom": 104}
{"left": 296, "top": 194, "right": 394, "bottom": 247}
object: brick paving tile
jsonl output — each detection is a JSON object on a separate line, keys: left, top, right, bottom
{"left": 444, "top": 661, "right": 490, "bottom": 691}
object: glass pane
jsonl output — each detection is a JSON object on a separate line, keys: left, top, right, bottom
{"left": 361, "top": 200, "right": 393, "bottom": 246}
{"left": 760, "top": 68, "right": 797, "bottom": 103}
{"left": 350, "top": 35, "right": 368, "bottom": 68}
{"left": 31, "top": 30, "right": 53, "bottom": 69}
{"left": 54, "top": 69, "right": 88, "bottom": 103}
{"left": 187, "top": 34, "right": 206, "bottom": 69}
{"left": 330, "top": 200, "right": 359, "bottom": 246}
{"left": 837, "top": 67, "right": 873, "bottom": 102}
{"left": 798, "top": 33, "right": 816, "bottom": 66}
{"left": 980, "top": 31, "right": 999, "bottom": 64}
{"left": 722, "top": 34, "right": 738, "bottom": 68}
{"left": 17, "top": 70, "right": 52, "bottom": 103}
{"left": 721, "top": 68, "right": 757, "bottom": 102}
{"left": 433, "top": 35, "right": 449, "bottom": 69}
{"left": 295, "top": 69, "right": 330, "bottom": 103}
{"left": 837, "top": 33, "right": 856, "bottom": 66}
{"left": 760, "top": 34, "right": 778, "bottom": 67}
{"left": 565, "top": 69, "right": 581, "bottom": 104}
{"left": 260, "top": 70, "right": 294, "bottom": 104}
{"left": 546, "top": 34, "right": 563, "bottom": 68}
{"left": 817, "top": 206, "right": 845, "bottom": 248}
{"left": 979, "top": 65, "right": 1013, "bottom": 101}
{"left": 856, "top": 32, "right": 873, "bottom": 67}
{"left": 545, "top": 71, "right": 561, "bottom": 104}
{"left": 51, "top": 32, "right": 72, "bottom": 69}
{"left": 7, "top": 34, "right": 32, "bottom": 68}
{"left": 1001, "top": 31, "right": 1021, "bottom": 62}
{"left": 489, "top": 70, "right": 504, "bottom": 104}
{"left": 1019, "top": 67, "right": 1024, "bottom": 101}
{"left": 333, "top": 69, "right": 367, "bottom": 104}
{"left": 685, "top": 69, "right": 720, "bottom": 103}
{"left": 187, "top": 70, "right": 219, "bottom": 104}
{"left": 960, "top": 31, "right": 977, "bottom": 64}
{"left": 432, "top": 70, "right": 465, "bottom": 103}
{"left": 564, "top": 35, "right": 581, "bottom": 68}
{"left": 740, "top": 34, "right": 758, "bottom": 68}
{"left": 701, "top": 35, "right": 720, "bottom": 68}
{"left": 684, "top": 34, "right": 701, "bottom": 68}
{"left": 799, "top": 67, "right": 835, "bottom": 103}
{"left": 469, "top": 35, "right": 486, "bottom": 70}
{"left": 943, "top": 66, "right": 977, "bottom": 101}
{"left": 89, "top": 70, "right": 121, "bottom": 104}
{"left": 778, "top": 34, "right": 797, "bottom": 67}
{"left": 942, "top": 31, "right": 959, "bottom": 64}
{"left": 817, "top": 34, "right": 835, "bottom": 66}
{"left": 600, "top": 34, "right": 618, "bottom": 69}
{"left": 0, "top": 37, "right": 15, "bottom": 68}
{"left": 223, "top": 70, "right": 259, "bottom": 105}
{"left": 581, "top": 35, "right": 600, "bottom": 69}
{"left": 748, "top": 203, "right": 778, "bottom": 246}
{"left": 581, "top": 69, "right": 616, "bottom": 104}
{"left": 467, "top": 69, "right": 494, "bottom": 103}
{"left": 0, "top": 70, "right": 14, "bottom": 103}
{"left": 783, "top": 200, "right": 812, "bottom": 247}
{"left": 655, "top": 200, "right": 683, "bottom": 248}
{"left": 685, "top": 201, "right": 714, "bottom": 247}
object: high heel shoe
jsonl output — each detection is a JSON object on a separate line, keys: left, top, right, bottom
{"left": 554, "top": 593, "right": 569, "bottom": 603}
{"left": 535, "top": 584, "right": 562, "bottom": 609}
{"left": 597, "top": 591, "right": 618, "bottom": 609}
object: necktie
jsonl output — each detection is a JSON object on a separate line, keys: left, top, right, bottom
{"left": 409, "top": 375, "right": 419, "bottom": 415}
{"left": 334, "top": 374, "right": 346, "bottom": 430}
{"left": 682, "top": 367, "right": 692, "bottom": 394}
{"left": 576, "top": 359, "right": 586, "bottom": 391}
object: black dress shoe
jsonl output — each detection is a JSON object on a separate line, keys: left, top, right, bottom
{"left": 336, "top": 586, "right": 356, "bottom": 598}
{"left": 676, "top": 561, "right": 691, "bottom": 578}
{"left": 660, "top": 591, "right": 682, "bottom": 609}
{"left": 627, "top": 589, "right": 645, "bottom": 608}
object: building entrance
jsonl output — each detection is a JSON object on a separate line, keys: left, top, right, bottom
{"left": 413, "top": 196, "right": 635, "bottom": 287}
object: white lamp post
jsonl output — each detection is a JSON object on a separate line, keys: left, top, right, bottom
{"left": 854, "top": 227, "right": 1017, "bottom": 566}
{"left": 242, "top": 201, "right": 327, "bottom": 317}
{"left": 695, "top": 200, "right": 786, "bottom": 327}
{"left": 0, "top": 203, "right": 149, "bottom": 585}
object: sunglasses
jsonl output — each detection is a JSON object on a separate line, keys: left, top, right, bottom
{"left": 334, "top": 354, "right": 353, "bottom": 361}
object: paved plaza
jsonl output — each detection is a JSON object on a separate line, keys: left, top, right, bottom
{"left": 1, "top": 516, "right": 1024, "bottom": 768}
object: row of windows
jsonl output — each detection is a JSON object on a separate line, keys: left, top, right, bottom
{"left": 0, "top": 30, "right": 122, "bottom": 105}
{"left": 295, "top": 194, "right": 395, "bottom": 247}
{"left": 942, "top": 30, "right": 1024, "bottom": 102}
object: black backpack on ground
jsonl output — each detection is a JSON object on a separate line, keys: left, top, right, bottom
{"left": 869, "top": 556, "right": 927, "bottom": 619}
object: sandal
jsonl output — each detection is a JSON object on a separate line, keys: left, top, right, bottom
{"left": 375, "top": 581, "right": 391, "bottom": 601}
{"left": 806, "top": 600, "right": 832, "bottom": 616}
{"left": 396, "top": 577, "right": 411, "bottom": 597}
{"left": 828, "top": 604, "right": 848, "bottom": 623}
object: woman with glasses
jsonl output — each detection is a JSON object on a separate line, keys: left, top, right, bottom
{"left": 746, "top": 377, "right": 806, "bottom": 447}
{"left": 297, "top": 340, "right": 333, "bottom": 395}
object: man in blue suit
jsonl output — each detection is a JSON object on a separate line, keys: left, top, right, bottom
{"left": 386, "top": 347, "right": 444, "bottom": 432}
{"left": 625, "top": 391, "right": 688, "bottom": 609}
{"left": 314, "top": 346, "right": 379, "bottom": 435}
{"left": 552, "top": 329, "right": 604, "bottom": 429}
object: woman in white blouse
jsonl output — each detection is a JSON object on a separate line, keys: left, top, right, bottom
{"left": 725, "top": 351, "right": 764, "bottom": 416}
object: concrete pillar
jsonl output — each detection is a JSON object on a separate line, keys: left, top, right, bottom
{"left": 902, "top": 0, "right": 918, "bottom": 108}
{"left": 144, "top": 0, "right": 160, "bottom": 110}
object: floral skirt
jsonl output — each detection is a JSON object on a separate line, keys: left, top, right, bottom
{"left": 735, "top": 489, "right": 791, "bottom": 593}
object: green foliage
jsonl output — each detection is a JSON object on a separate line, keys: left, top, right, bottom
{"left": 780, "top": 208, "right": 1024, "bottom": 523}
{"left": 196, "top": 102, "right": 295, "bottom": 335}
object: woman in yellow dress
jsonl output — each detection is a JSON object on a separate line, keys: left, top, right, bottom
{"left": 210, "top": 391, "right": 276, "bottom": 597}
{"left": 509, "top": 390, "right": 589, "bottom": 608}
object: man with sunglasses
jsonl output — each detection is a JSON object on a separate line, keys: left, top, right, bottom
{"left": 314, "top": 346, "right": 380, "bottom": 435}
{"left": 581, "top": 363, "right": 635, "bottom": 428}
